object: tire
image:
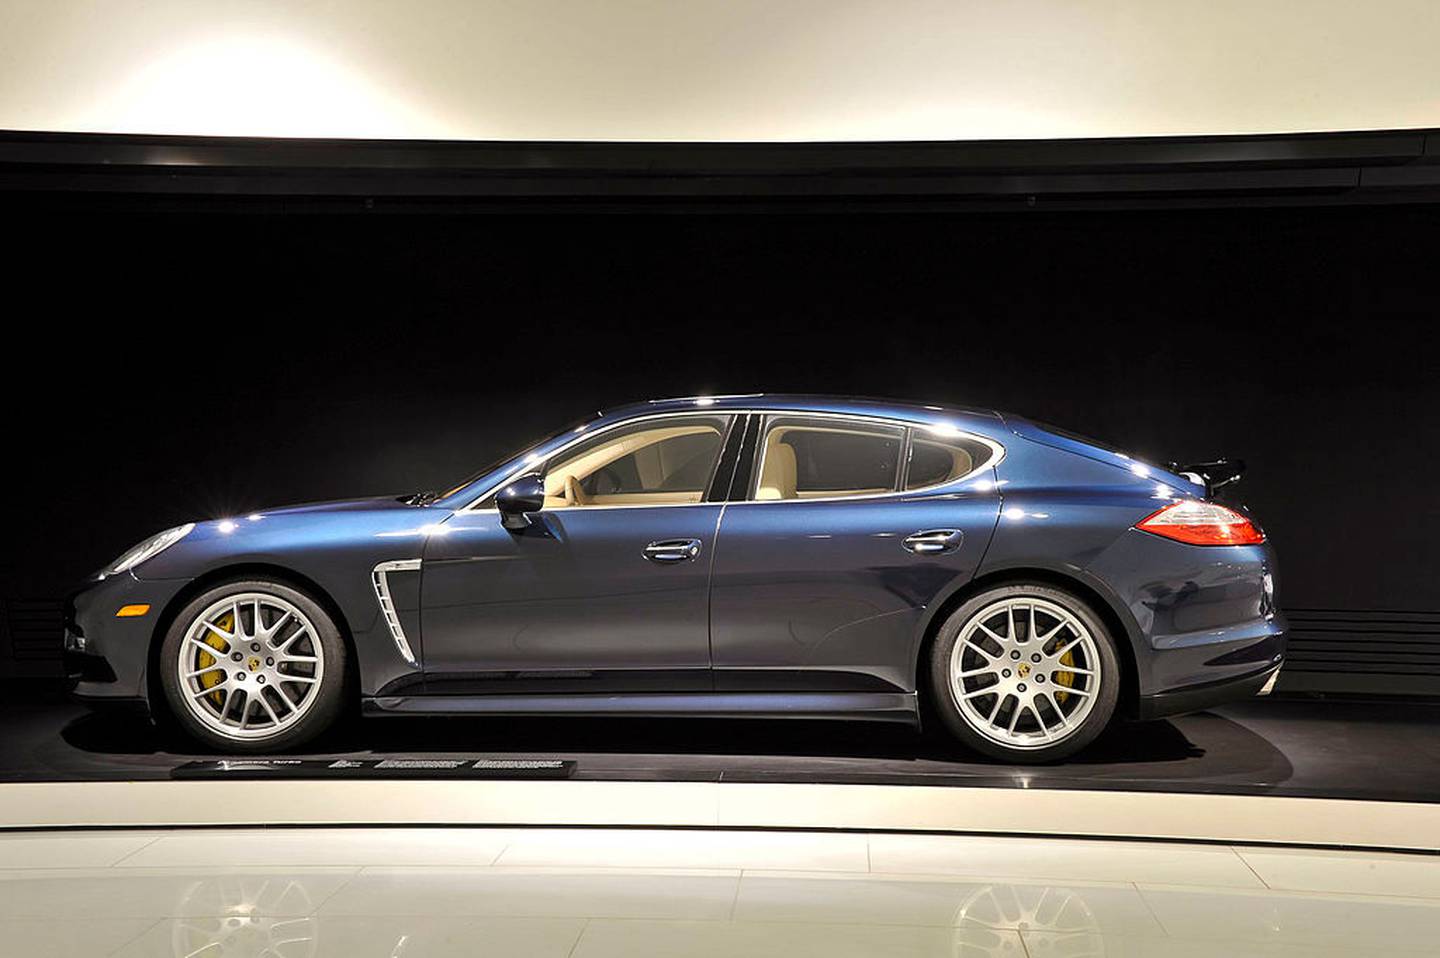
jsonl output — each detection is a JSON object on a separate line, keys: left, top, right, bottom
{"left": 159, "top": 578, "right": 347, "bottom": 752}
{"left": 929, "top": 582, "right": 1121, "bottom": 763}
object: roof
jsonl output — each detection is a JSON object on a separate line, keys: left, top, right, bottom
{"left": 598, "top": 394, "right": 1003, "bottom": 427}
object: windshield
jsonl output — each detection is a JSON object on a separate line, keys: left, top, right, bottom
{"left": 436, "top": 413, "right": 599, "bottom": 500}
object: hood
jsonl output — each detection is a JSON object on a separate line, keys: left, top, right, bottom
{"left": 244, "top": 495, "right": 416, "bottom": 518}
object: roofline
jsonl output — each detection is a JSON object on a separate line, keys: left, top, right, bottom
{"left": 598, "top": 394, "right": 1003, "bottom": 421}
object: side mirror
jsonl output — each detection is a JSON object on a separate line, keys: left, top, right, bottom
{"left": 496, "top": 473, "right": 546, "bottom": 530}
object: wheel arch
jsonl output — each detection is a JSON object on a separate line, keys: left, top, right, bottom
{"left": 914, "top": 565, "right": 1142, "bottom": 721}
{"left": 144, "top": 562, "right": 360, "bottom": 716}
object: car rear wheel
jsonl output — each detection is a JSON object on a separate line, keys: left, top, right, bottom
{"left": 929, "top": 583, "right": 1120, "bottom": 763}
{"left": 159, "top": 578, "right": 347, "bottom": 752}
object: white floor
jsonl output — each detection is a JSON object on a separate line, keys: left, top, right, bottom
{"left": 8, "top": 780, "right": 1440, "bottom": 851}
{"left": 1, "top": 827, "right": 1439, "bottom": 956}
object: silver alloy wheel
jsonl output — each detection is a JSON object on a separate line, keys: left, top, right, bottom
{"left": 176, "top": 592, "right": 325, "bottom": 741}
{"left": 948, "top": 596, "right": 1101, "bottom": 750}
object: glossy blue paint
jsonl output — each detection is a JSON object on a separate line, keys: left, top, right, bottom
{"left": 421, "top": 503, "right": 725, "bottom": 682}
{"left": 709, "top": 488, "right": 1000, "bottom": 693}
{"left": 69, "top": 394, "right": 1284, "bottom": 727}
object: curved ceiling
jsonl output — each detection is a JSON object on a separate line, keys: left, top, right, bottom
{"left": 1, "top": 0, "right": 1437, "bottom": 142}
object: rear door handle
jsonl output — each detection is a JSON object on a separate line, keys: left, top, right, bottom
{"left": 902, "top": 529, "right": 964, "bottom": 555}
{"left": 643, "top": 538, "right": 703, "bottom": 563}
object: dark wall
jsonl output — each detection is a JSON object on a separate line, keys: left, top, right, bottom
{"left": 4, "top": 204, "right": 1438, "bottom": 679}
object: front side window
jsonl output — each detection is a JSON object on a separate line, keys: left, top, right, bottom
{"left": 754, "top": 416, "right": 904, "bottom": 500}
{"left": 540, "top": 415, "right": 730, "bottom": 508}
{"left": 904, "top": 432, "right": 996, "bottom": 490}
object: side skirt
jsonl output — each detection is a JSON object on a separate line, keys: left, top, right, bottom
{"left": 362, "top": 691, "right": 919, "bottom": 724}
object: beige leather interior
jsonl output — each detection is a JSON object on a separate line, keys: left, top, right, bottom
{"left": 542, "top": 423, "right": 720, "bottom": 508}
{"left": 564, "top": 474, "right": 590, "bottom": 507}
{"left": 756, "top": 441, "right": 797, "bottom": 500}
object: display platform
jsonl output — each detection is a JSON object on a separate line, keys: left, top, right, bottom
{"left": 3, "top": 686, "right": 1439, "bottom": 850}
{"left": 3, "top": 687, "right": 1437, "bottom": 800}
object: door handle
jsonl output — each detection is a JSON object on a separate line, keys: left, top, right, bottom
{"left": 902, "top": 529, "right": 964, "bottom": 555}
{"left": 643, "top": 538, "right": 703, "bottom": 563}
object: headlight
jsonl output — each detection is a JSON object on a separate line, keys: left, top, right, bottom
{"left": 102, "top": 523, "right": 195, "bottom": 577}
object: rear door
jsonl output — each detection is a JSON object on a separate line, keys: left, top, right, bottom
{"left": 708, "top": 413, "right": 1002, "bottom": 693}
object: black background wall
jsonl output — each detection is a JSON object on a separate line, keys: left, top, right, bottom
{"left": 3, "top": 193, "right": 1438, "bottom": 690}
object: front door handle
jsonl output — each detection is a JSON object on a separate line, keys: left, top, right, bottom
{"left": 643, "top": 538, "right": 703, "bottom": 563}
{"left": 902, "top": 529, "right": 964, "bottom": 555}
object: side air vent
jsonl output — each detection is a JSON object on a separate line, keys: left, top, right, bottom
{"left": 371, "top": 559, "right": 422, "bottom": 666}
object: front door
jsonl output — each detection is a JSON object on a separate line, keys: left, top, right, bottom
{"left": 420, "top": 412, "right": 735, "bottom": 693}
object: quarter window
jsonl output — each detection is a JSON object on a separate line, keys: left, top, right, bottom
{"left": 754, "top": 416, "right": 904, "bottom": 500}
{"left": 540, "top": 415, "right": 729, "bottom": 508}
{"left": 904, "top": 433, "right": 995, "bottom": 490}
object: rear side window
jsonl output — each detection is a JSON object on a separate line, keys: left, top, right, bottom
{"left": 904, "top": 433, "right": 996, "bottom": 490}
{"left": 754, "top": 416, "right": 904, "bottom": 500}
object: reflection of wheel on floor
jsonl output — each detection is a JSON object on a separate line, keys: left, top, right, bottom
{"left": 954, "top": 883, "right": 1107, "bottom": 957}
{"left": 949, "top": 921, "right": 1029, "bottom": 958}
{"left": 169, "top": 876, "right": 319, "bottom": 958}
{"left": 930, "top": 583, "right": 1120, "bottom": 763}
{"left": 159, "top": 578, "right": 347, "bottom": 752}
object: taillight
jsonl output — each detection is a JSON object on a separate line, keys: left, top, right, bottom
{"left": 1136, "top": 500, "right": 1265, "bottom": 546}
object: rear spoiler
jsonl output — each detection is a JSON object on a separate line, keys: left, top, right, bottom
{"left": 1167, "top": 458, "right": 1245, "bottom": 496}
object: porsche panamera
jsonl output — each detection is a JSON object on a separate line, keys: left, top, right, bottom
{"left": 66, "top": 395, "right": 1284, "bottom": 762}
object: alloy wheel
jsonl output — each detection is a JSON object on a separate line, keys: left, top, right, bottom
{"left": 948, "top": 596, "right": 1102, "bottom": 750}
{"left": 176, "top": 592, "right": 326, "bottom": 741}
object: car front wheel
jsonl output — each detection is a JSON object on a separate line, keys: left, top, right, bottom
{"left": 930, "top": 583, "right": 1121, "bottom": 763}
{"left": 159, "top": 578, "right": 347, "bottom": 752}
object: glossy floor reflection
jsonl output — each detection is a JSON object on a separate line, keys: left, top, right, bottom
{"left": 1, "top": 827, "right": 1438, "bottom": 956}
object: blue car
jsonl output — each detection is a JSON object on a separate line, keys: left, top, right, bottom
{"left": 67, "top": 395, "right": 1284, "bottom": 762}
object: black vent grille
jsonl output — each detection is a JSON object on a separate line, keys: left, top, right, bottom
{"left": 1, "top": 597, "right": 66, "bottom": 678}
{"left": 1278, "top": 609, "right": 1440, "bottom": 696}
{"left": 3, "top": 599, "right": 64, "bottom": 661}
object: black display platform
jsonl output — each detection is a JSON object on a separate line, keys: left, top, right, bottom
{"left": 2, "top": 683, "right": 1437, "bottom": 804}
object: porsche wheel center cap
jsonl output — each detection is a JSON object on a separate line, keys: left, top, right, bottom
{"left": 1016, "top": 662, "right": 1031, "bottom": 679}
{"left": 247, "top": 657, "right": 261, "bottom": 672}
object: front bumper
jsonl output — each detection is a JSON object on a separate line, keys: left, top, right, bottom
{"left": 65, "top": 572, "right": 190, "bottom": 708}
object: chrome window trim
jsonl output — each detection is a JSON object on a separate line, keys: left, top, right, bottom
{"left": 459, "top": 408, "right": 1004, "bottom": 513}
{"left": 372, "top": 559, "right": 422, "bottom": 666}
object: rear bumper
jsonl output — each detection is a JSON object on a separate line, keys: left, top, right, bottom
{"left": 1085, "top": 528, "right": 1286, "bottom": 714}
{"left": 1137, "top": 663, "right": 1281, "bottom": 720}
{"left": 1126, "top": 611, "right": 1285, "bottom": 719}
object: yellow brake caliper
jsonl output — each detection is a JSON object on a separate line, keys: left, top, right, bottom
{"left": 1053, "top": 648, "right": 1076, "bottom": 705}
{"left": 197, "top": 611, "right": 232, "bottom": 707}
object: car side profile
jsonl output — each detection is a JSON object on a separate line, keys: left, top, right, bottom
{"left": 66, "top": 395, "right": 1285, "bottom": 762}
